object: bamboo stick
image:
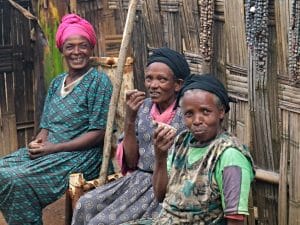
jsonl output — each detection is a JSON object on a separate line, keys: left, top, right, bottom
{"left": 68, "top": 173, "right": 86, "bottom": 210}
{"left": 70, "top": 0, "right": 77, "bottom": 14}
{"left": 8, "top": 0, "right": 37, "bottom": 20}
{"left": 278, "top": 110, "right": 289, "bottom": 225}
{"left": 255, "top": 168, "right": 280, "bottom": 184}
{"left": 98, "top": 0, "right": 138, "bottom": 185}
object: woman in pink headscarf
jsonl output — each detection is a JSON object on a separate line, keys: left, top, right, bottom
{"left": 0, "top": 14, "right": 112, "bottom": 225}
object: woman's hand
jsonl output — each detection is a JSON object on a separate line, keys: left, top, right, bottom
{"left": 152, "top": 122, "right": 176, "bottom": 202}
{"left": 125, "top": 89, "right": 146, "bottom": 122}
{"left": 28, "top": 138, "right": 44, "bottom": 149}
{"left": 28, "top": 129, "right": 49, "bottom": 149}
{"left": 122, "top": 90, "right": 145, "bottom": 169}
{"left": 28, "top": 130, "right": 104, "bottom": 159}
{"left": 28, "top": 141, "right": 57, "bottom": 159}
{"left": 153, "top": 122, "right": 177, "bottom": 160}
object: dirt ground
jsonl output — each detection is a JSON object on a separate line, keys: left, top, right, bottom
{"left": 0, "top": 194, "right": 66, "bottom": 225}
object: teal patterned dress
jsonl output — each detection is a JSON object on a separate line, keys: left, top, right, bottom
{"left": 0, "top": 68, "right": 112, "bottom": 225}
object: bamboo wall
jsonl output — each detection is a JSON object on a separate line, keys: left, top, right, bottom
{"left": 1, "top": 0, "right": 300, "bottom": 224}
{"left": 109, "top": 0, "right": 299, "bottom": 224}
{"left": 0, "top": 0, "right": 38, "bottom": 156}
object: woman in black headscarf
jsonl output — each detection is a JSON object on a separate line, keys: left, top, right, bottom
{"left": 72, "top": 47, "right": 190, "bottom": 225}
{"left": 151, "top": 74, "right": 255, "bottom": 225}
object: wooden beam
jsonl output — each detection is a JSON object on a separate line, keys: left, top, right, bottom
{"left": 255, "top": 168, "right": 280, "bottom": 184}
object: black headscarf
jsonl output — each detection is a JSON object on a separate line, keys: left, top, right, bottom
{"left": 176, "top": 74, "right": 236, "bottom": 113}
{"left": 147, "top": 47, "right": 190, "bottom": 80}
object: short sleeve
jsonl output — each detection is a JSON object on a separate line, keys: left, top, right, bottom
{"left": 214, "top": 147, "right": 254, "bottom": 216}
{"left": 88, "top": 71, "right": 113, "bottom": 130}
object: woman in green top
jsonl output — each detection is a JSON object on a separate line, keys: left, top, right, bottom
{"left": 151, "top": 74, "right": 255, "bottom": 225}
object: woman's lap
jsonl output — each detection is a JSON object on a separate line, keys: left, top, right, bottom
{"left": 0, "top": 147, "right": 101, "bottom": 224}
{"left": 72, "top": 171, "right": 161, "bottom": 225}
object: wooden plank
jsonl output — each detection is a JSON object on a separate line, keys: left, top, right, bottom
{"left": 0, "top": 113, "right": 18, "bottom": 156}
{"left": 180, "top": 0, "right": 200, "bottom": 52}
{"left": 274, "top": 0, "right": 290, "bottom": 77}
{"left": 248, "top": 28, "right": 280, "bottom": 170}
{"left": 212, "top": 17, "right": 226, "bottom": 79}
{"left": 227, "top": 100, "right": 249, "bottom": 142}
{"left": 131, "top": 10, "right": 147, "bottom": 92}
{"left": 246, "top": 1, "right": 281, "bottom": 222}
{"left": 2, "top": 0, "right": 11, "bottom": 45}
{"left": 0, "top": 47, "right": 13, "bottom": 72}
{"left": 163, "top": 12, "right": 181, "bottom": 50}
{"left": 140, "top": 0, "right": 164, "bottom": 47}
{"left": 287, "top": 111, "right": 300, "bottom": 225}
{"left": 255, "top": 168, "right": 279, "bottom": 184}
{"left": 279, "top": 109, "right": 289, "bottom": 225}
{"left": 0, "top": 1, "right": 3, "bottom": 44}
{"left": 224, "top": 0, "right": 247, "bottom": 67}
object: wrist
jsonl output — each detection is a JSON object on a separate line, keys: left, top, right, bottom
{"left": 155, "top": 157, "right": 167, "bottom": 166}
{"left": 154, "top": 149, "right": 168, "bottom": 161}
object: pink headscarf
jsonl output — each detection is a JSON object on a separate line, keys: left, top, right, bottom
{"left": 55, "top": 14, "right": 97, "bottom": 49}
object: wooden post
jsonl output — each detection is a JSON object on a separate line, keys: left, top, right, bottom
{"left": 274, "top": 1, "right": 289, "bottom": 224}
{"left": 98, "top": 0, "right": 138, "bottom": 185}
{"left": 255, "top": 168, "right": 280, "bottom": 184}
{"left": 70, "top": 0, "right": 77, "bottom": 14}
{"left": 68, "top": 173, "right": 86, "bottom": 210}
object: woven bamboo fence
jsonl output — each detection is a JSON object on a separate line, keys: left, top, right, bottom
{"left": 1, "top": 0, "right": 300, "bottom": 225}
{"left": 0, "top": 0, "right": 44, "bottom": 156}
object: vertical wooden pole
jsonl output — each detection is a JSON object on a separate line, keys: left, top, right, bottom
{"left": 70, "top": 0, "right": 77, "bottom": 14}
{"left": 98, "top": 0, "right": 138, "bottom": 185}
{"left": 274, "top": 1, "right": 290, "bottom": 224}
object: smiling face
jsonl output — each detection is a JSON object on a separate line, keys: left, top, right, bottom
{"left": 180, "top": 89, "right": 225, "bottom": 143}
{"left": 62, "top": 35, "right": 93, "bottom": 72}
{"left": 144, "top": 62, "right": 182, "bottom": 112}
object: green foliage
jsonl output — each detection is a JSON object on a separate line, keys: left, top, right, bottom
{"left": 43, "top": 20, "right": 65, "bottom": 88}
{"left": 37, "top": 1, "right": 66, "bottom": 88}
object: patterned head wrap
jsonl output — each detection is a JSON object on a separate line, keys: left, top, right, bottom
{"left": 55, "top": 14, "right": 97, "bottom": 49}
{"left": 147, "top": 47, "right": 190, "bottom": 80}
{"left": 176, "top": 74, "right": 236, "bottom": 113}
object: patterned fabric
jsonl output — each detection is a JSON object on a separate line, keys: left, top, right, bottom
{"left": 72, "top": 98, "right": 186, "bottom": 225}
{"left": 0, "top": 68, "right": 112, "bottom": 225}
{"left": 168, "top": 146, "right": 254, "bottom": 216}
{"left": 152, "top": 131, "right": 254, "bottom": 225}
{"left": 123, "top": 132, "right": 253, "bottom": 225}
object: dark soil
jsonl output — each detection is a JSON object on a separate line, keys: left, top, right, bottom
{"left": 0, "top": 194, "right": 66, "bottom": 225}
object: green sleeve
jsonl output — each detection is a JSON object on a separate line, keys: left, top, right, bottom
{"left": 214, "top": 147, "right": 254, "bottom": 215}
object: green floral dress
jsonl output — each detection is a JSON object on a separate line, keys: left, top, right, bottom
{"left": 0, "top": 68, "right": 112, "bottom": 225}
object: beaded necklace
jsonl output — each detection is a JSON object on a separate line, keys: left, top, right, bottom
{"left": 199, "top": 0, "right": 214, "bottom": 62}
{"left": 289, "top": 0, "right": 300, "bottom": 82}
{"left": 245, "top": 0, "right": 269, "bottom": 76}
